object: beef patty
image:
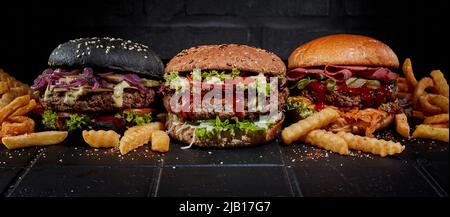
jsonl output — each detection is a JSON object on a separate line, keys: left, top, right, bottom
{"left": 164, "top": 87, "right": 288, "bottom": 120}
{"left": 40, "top": 89, "right": 155, "bottom": 112}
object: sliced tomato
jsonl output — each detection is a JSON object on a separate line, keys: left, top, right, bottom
{"left": 314, "top": 103, "right": 326, "bottom": 111}
{"left": 32, "top": 102, "right": 45, "bottom": 115}
{"left": 123, "top": 108, "right": 156, "bottom": 114}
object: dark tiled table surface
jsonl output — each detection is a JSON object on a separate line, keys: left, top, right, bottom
{"left": 1, "top": 131, "right": 448, "bottom": 197}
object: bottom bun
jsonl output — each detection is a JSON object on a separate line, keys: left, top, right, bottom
{"left": 166, "top": 113, "right": 285, "bottom": 148}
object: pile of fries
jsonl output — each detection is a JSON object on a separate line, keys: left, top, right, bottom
{"left": 0, "top": 70, "right": 68, "bottom": 150}
{"left": 0, "top": 69, "right": 32, "bottom": 108}
{"left": 0, "top": 69, "right": 170, "bottom": 153}
{"left": 0, "top": 94, "right": 36, "bottom": 139}
{"left": 282, "top": 108, "right": 405, "bottom": 157}
{"left": 0, "top": 70, "right": 36, "bottom": 141}
{"left": 281, "top": 58, "right": 448, "bottom": 157}
{"left": 82, "top": 121, "right": 170, "bottom": 154}
{"left": 398, "top": 58, "right": 449, "bottom": 142}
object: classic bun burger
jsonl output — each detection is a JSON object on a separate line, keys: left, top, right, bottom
{"left": 31, "top": 37, "right": 164, "bottom": 132}
{"left": 286, "top": 34, "right": 401, "bottom": 137}
{"left": 162, "top": 44, "right": 287, "bottom": 148}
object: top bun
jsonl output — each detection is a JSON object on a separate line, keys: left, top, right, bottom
{"left": 165, "top": 44, "right": 286, "bottom": 76}
{"left": 48, "top": 37, "right": 164, "bottom": 79}
{"left": 288, "top": 34, "right": 399, "bottom": 69}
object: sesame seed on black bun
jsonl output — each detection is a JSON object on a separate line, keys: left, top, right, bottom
{"left": 48, "top": 37, "right": 164, "bottom": 79}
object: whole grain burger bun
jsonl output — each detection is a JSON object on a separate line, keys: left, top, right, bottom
{"left": 288, "top": 34, "right": 399, "bottom": 69}
{"left": 48, "top": 37, "right": 164, "bottom": 79}
{"left": 166, "top": 113, "right": 284, "bottom": 148}
{"left": 165, "top": 44, "right": 286, "bottom": 76}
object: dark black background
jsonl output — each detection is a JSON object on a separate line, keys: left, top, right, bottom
{"left": 0, "top": 0, "right": 448, "bottom": 84}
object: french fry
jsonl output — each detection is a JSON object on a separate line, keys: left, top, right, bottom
{"left": 337, "top": 132, "right": 405, "bottom": 157}
{"left": 0, "top": 95, "right": 30, "bottom": 123}
{"left": 430, "top": 123, "right": 449, "bottom": 128}
{"left": 429, "top": 94, "right": 449, "bottom": 113}
{"left": 119, "top": 122, "right": 164, "bottom": 155}
{"left": 395, "top": 113, "right": 410, "bottom": 138}
{"left": 0, "top": 93, "right": 17, "bottom": 108}
{"left": 412, "top": 110, "right": 425, "bottom": 119}
{"left": 412, "top": 125, "right": 449, "bottom": 142}
{"left": 0, "top": 81, "right": 9, "bottom": 95}
{"left": 397, "top": 82, "right": 409, "bottom": 92}
{"left": 124, "top": 121, "right": 164, "bottom": 137}
{"left": 397, "top": 92, "right": 412, "bottom": 101}
{"left": 151, "top": 130, "right": 170, "bottom": 153}
{"left": 119, "top": 127, "right": 151, "bottom": 155}
{"left": 419, "top": 94, "right": 442, "bottom": 115}
{"left": 430, "top": 70, "right": 449, "bottom": 98}
{"left": 1, "top": 131, "right": 68, "bottom": 150}
{"left": 10, "top": 99, "right": 36, "bottom": 117}
{"left": 402, "top": 58, "right": 418, "bottom": 88}
{"left": 423, "top": 113, "right": 449, "bottom": 124}
{"left": 82, "top": 130, "right": 120, "bottom": 148}
{"left": 0, "top": 69, "right": 33, "bottom": 108}
{"left": 1, "top": 116, "right": 35, "bottom": 137}
{"left": 397, "top": 77, "right": 407, "bottom": 84}
{"left": 281, "top": 108, "right": 339, "bottom": 145}
{"left": 413, "top": 77, "right": 434, "bottom": 105}
{"left": 305, "top": 130, "right": 349, "bottom": 155}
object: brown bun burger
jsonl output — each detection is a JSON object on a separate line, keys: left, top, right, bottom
{"left": 286, "top": 34, "right": 402, "bottom": 137}
{"left": 162, "top": 44, "right": 287, "bottom": 148}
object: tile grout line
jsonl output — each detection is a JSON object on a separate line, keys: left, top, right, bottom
{"left": 286, "top": 166, "right": 303, "bottom": 197}
{"left": 151, "top": 167, "right": 163, "bottom": 197}
{"left": 413, "top": 160, "right": 448, "bottom": 197}
{"left": 160, "top": 163, "right": 284, "bottom": 168}
{"left": 276, "top": 139, "right": 303, "bottom": 197}
{"left": 4, "top": 149, "right": 43, "bottom": 197}
{"left": 150, "top": 156, "right": 165, "bottom": 197}
{"left": 278, "top": 142, "right": 295, "bottom": 197}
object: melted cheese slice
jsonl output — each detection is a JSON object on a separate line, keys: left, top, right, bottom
{"left": 113, "top": 81, "right": 130, "bottom": 107}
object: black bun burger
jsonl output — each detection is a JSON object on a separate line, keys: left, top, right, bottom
{"left": 286, "top": 34, "right": 402, "bottom": 137}
{"left": 162, "top": 44, "right": 287, "bottom": 148}
{"left": 31, "top": 37, "right": 164, "bottom": 132}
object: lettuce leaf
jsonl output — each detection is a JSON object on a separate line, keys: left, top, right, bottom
{"left": 163, "top": 71, "right": 179, "bottom": 83}
{"left": 42, "top": 110, "right": 58, "bottom": 129}
{"left": 116, "top": 111, "right": 153, "bottom": 126}
{"left": 65, "top": 114, "right": 91, "bottom": 132}
{"left": 193, "top": 116, "right": 267, "bottom": 138}
{"left": 286, "top": 98, "right": 315, "bottom": 119}
{"left": 198, "top": 68, "right": 240, "bottom": 80}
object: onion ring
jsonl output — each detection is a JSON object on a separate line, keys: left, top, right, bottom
{"left": 0, "top": 116, "right": 35, "bottom": 137}
{"left": 413, "top": 77, "right": 434, "bottom": 106}
{"left": 419, "top": 94, "right": 442, "bottom": 115}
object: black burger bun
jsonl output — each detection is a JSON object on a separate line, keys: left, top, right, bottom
{"left": 48, "top": 37, "right": 164, "bottom": 79}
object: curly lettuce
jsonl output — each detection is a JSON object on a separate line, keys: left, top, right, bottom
{"left": 65, "top": 114, "right": 91, "bottom": 132}
{"left": 193, "top": 116, "right": 268, "bottom": 138}
{"left": 116, "top": 111, "right": 153, "bottom": 126}
{"left": 198, "top": 68, "right": 240, "bottom": 80}
{"left": 286, "top": 97, "right": 315, "bottom": 119}
{"left": 42, "top": 110, "right": 58, "bottom": 129}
